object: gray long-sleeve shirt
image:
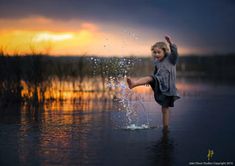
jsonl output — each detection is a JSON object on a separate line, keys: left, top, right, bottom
{"left": 152, "top": 43, "right": 180, "bottom": 98}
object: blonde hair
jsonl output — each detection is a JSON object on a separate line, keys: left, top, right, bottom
{"left": 151, "top": 42, "right": 169, "bottom": 54}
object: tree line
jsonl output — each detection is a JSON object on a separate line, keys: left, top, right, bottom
{"left": 1, "top": 53, "right": 235, "bottom": 107}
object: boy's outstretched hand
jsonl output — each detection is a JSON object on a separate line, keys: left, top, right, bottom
{"left": 165, "top": 35, "right": 172, "bottom": 45}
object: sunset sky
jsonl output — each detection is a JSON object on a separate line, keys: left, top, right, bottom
{"left": 0, "top": 0, "right": 235, "bottom": 56}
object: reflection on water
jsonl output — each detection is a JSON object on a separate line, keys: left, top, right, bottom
{"left": 20, "top": 77, "right": 113, "bottom": 103}
{"left": 148, "top": 129, "right": 175, "bottom": 166}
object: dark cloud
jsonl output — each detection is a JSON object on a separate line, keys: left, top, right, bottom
{"left": 1, "top": 0, "right": 235, "bottom": 53}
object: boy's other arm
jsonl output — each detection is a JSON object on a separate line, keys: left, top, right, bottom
{"left": 165, "top": 35, "right": 179, "bottom": 65}
{"left": 169, "top": 43, "right": 179, "bottom": 65}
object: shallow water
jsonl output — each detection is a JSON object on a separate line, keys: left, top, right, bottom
{"left": 0, "top": 80, "right": 235, "bottom": 166}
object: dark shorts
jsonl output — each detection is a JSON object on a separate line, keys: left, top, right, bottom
{"left": 149, "top": 75, "right": 177, "bottom": 107}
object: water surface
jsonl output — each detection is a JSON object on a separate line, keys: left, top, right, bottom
{"left": 0, "top": 79, "right": 235, "bottom": 166}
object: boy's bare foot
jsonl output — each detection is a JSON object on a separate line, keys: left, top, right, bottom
{"left": 126, "top": 77, "right": 134, "bottom": 89}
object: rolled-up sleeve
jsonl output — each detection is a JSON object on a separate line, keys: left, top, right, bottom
{"left": 169, "top": 43, "right": 179, "bottom": 65}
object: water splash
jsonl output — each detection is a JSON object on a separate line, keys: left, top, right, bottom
{"left": 108, "top": 77, "right": 151, "bottom": 130}
{"left": 121, "top": 80, "right": 150, "bottom": 129}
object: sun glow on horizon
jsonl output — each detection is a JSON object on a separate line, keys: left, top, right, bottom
{"left": 0, "top": 16, "right": 101, "bottom": 55}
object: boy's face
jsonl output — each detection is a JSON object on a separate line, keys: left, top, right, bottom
{"left": 152, "top": 47, "right": 165, "bottom": 61}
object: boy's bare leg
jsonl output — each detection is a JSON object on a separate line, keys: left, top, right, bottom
{"left": 162, "top": 106, "right": 169, "bottom": 129}
{"left": 126, "top": 76, "right": 153, "bottom": 89}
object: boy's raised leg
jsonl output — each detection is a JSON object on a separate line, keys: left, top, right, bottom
{"left": 127, "top": 76, "right": 153, "bottom": 89}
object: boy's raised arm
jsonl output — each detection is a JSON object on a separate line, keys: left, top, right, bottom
{"left": 165, "top": 35, "right": 179, "bottom": 65}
